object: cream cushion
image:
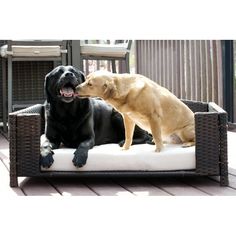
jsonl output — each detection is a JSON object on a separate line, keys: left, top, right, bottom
{"left": 41, "top": 143, "right": 196, "bottom": 172}
{"left": 0, "top": 44, "right": 62, "bottom": 57}
{"left": 80, "top": 43, "right": 129, "bottom": 58}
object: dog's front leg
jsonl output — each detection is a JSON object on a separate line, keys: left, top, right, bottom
{"left": 40, "top": 138, "right": 60, "bottom": 168}
{"left": 122, "top": 114, "right": 135, "bottom": 150}
{"left": 73, "top": 138, "right": 95, "bottom": 168}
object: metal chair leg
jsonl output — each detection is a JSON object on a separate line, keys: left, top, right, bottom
{"left": 125, "top": 54, "right": 130, "bottom": 73}
{"left": 112, "top": 60, "right": 116, "bottom": 73}
{"left": 2, "top": 58, "right": 7, "bottom": 132}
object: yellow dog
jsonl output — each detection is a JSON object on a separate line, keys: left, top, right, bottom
{"left": 76, "top": 71, "right": 195, "bottom": 152}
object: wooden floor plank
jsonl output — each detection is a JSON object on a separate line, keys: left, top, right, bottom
{"left": 148, "top": 177, "right": 210, "bottom": 196}
{"left": 0, "top": 134, "right": 9, "bottom": 149}
{"left": 0, "top": 134, "right": 10, "bottom": 170}
{"left": 229, "top": 167, "right": 236, "bottom": 176}
{"left": 0, "top": 160, "right": 25, "bottom": 196}
{"left": 223, "top": 174, "right": 236, "bottom": 190}
{"left": 228, "top": 174, "right": 236, "bottom": 190}
{"left": 0, "top": 148, "right": 10, "bottom": 170}
{"left": 19, "top": 177, "right": 61, "bottom": 196}
{"left": 209, "top": 174, "right": 236, "bottom": 190}
{"left": 182, "top": 177, "right": 236, "bottom": 196}
{"left": 84, "top": 179, "right": 134, "bottom": 196}
{"left": 114, "top": 178, "right": 171, "bottom": 196}
{"left": 47, "top": 177, "right": 97, "bottom": 196}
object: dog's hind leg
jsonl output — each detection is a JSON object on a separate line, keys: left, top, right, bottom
{"left": 149, "top": 116, "right": 163, "bottom": 152}
{"left": 177, "top": 124, "right": 195, "bottom": 147}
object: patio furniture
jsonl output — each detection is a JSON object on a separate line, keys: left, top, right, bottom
{"left": 0, "top": 40, "right": 67, "bottom": 132}
{"left": 8, "top": 100, "right": 228, "bottom": 187}
{"left": 77, "top": 40, "right": 132, "bottom": 73}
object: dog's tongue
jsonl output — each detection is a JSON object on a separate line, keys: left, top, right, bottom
{"left": 60, "top": 87, "right": 74, "bottom": 97}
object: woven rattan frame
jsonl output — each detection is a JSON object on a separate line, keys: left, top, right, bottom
{"left": 8, "top": 100, "right": 228, "bottom": 187}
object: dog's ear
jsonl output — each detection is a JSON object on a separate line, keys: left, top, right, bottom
{"left": 79, "top": 71, "right": 86, "bottom": 83}
{"left": 73, "top": 67, "right": 86, "bottom": 83}
{"left": 86, "top": 73, "right": 92, "bottom": 81}
{"left": 103, "top": 80, "right": 116, "bottom": 99}
{"left": 44, "top": 73, "right": 53, "bottom": 103}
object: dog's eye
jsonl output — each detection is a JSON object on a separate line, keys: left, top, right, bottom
{"left": 88, "top": 82, "right": 92, "bottom": 87}
{"left": 58, "top": 68, "right": 64, "bottom": 74}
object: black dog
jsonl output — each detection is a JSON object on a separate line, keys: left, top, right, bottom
{"left": 40, "top": 65, "right": 152, "bottom": 168}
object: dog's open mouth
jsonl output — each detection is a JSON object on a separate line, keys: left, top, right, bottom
{"left": 60, "top": 86, "right": 75, "bottom": 98}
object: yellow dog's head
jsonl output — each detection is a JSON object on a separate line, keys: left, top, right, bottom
{"left": 76, "top": 71, "right": 116, "bottom": 100}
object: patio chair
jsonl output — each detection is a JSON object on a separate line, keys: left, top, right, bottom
{"left": 78, "top": 40, "right": 132, "bottom": 73}
{"left": 0, "top": 40, "right": 67, "bottom": 132}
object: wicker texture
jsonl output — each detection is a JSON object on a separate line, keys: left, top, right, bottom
{"left": 9, "top": 100, "right": 228, "bottom": 187}
{"left": 9, "top": 114, "right": 17, "bottom": 187}
{"left": 219, "top": 112, "right": 229, "bottom": 186}
{"left": 182, "top": 100, "right": 208, "bottom": 113}
{"left": 195, "top": 112, "right": 219, "bottom": 175}
{"left": 16, "top": 114, "right": 41, "bottom": 176}
{"left": 211, "top": 103, "right": 229, "bottom": 186}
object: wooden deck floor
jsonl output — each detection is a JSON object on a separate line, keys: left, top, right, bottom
{"left": 1, "top": 132, "right": 236, "bottom": 196}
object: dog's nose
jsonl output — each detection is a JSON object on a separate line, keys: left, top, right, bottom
{"left": 65, "top": 72, "right": 74, "bottom": 77}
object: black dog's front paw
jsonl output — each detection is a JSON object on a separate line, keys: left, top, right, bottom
{"left": 72, "top": 148, "right": 88, "bottom": 168}
{"left": 40, "top": 140, "right": 56, "bottom": 168}
{"left": 40, "top": 152, "right": 54, "bottom": 168}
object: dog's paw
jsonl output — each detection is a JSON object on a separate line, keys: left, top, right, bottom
{"left": 40, "top": 142, "right": 54, "bottom": 168}
{"left": 119, "top": 140, "right": 131, "bottom": 148}
{"left": 40, "top": 152, "right": 54, "bottom": 168}
{"left": 72, "top": 148, "right": 88, "bottom": 168}
{"left": 118, "top": 140, "right": 125, "bottom": 147}
{"left": 155, "top": 143, "right": 164, "bottom": 152}
{"left": 146, "top": 139, "right": 155, "bottom": 145}
{"left": 182, "top": 142, "right": 195, "bottom": 148}
{"left": 121, "top": 147, "right": 128, "bottom": 151}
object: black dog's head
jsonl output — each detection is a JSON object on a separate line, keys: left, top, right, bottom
{"left": 45, "top": 65, "right": 85, "bottom": 103}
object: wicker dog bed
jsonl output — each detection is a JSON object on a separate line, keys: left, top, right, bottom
{"left": 8, "top": 100, "right": 228, "bottom": 187}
